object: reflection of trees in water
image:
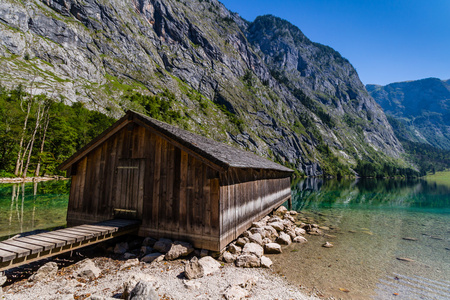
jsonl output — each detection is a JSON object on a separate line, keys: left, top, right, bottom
{"left": 8, "top": 183, "right": 26, "bottom": 234}
{"left": 291, "top": 178, "right": 450, "bottom": 211}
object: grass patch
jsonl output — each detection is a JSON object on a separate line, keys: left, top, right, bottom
{"left": 424, "top": 170, "right": 450, "bottom": 187}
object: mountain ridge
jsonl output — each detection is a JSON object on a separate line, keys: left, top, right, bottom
{"left": 0, "top": 0, "right": 408, "bottom": 176}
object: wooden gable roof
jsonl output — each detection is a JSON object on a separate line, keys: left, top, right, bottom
{"left": 59, "top": 110, "right": 293, "bottom": 173}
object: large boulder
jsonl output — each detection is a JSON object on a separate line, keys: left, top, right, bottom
{"left": 295, "top": 227, "right": 306, "bottom": 236}
{"left": 235, "top": 237, "right": 249, "bottom": 247}
{"left": 227, "top": 243, "right": 242, "bottom": 255}
{"left": 165, "top": 241, "right": 194, "bottom": 260}
{"left": 264, "top": 243, "right": 282, "bottom": 254}
{"left": 75, "top": 258, "right": 101, "bottom": 280}
{"left": 153, "top": 238, "right": 173, "bottom": 253}
{"left": 129, "top": 281, "right": 158, "bottom": 300}
{"left": 235, "top": 254, "right": 260, "bottom": 268}
{"left": 263, "top": 225, "right": 279, "bottom": 240}
{"left": 248, "top": 233, "right": 263, "bottom": 245}
{"left": 268, "top": 221, "right": 284, "bottom": 232}
{"left": 276, "top": 232, "right": 292, "bottom": 245}
{"left": 222, "top": 251, "right": 237, "bottom": 263}
{"left": 242, "top": 243, "right": 264, "bottom": 258}
{"left": 198, "top": 256, "right": 221, "bottom": 275}
{"left": 260, "top": 256, "right": 273, "bottom": 268}
{"left": 28, "top": 262, "right": 58, "bottom": 282}
{"left": 184, "top": 256, "right": 204, "bottom": 280}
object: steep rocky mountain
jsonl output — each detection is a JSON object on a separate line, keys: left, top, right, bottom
{"left": 0, "top": 0, "right": 406, "bottom": 176}
{"left": 367, "top": 78, "right": 450, "bottom": 150}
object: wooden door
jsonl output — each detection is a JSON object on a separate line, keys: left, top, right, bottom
{"left": 113, "top": 158, "right": 145, "bottom": 219}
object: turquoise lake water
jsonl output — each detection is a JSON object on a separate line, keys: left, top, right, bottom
{"left": 0, "top": 180, "right": 70, "bottom": 239}
{"left": 0, "top": 178, "right": 448, "bottom": 299}
{"left": 273, "top": 178, "right": 450, "bottom": 299}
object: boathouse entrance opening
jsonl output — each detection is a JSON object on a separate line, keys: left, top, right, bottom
{"left": 113, "top": 158, "right": 145, "bottom": 220}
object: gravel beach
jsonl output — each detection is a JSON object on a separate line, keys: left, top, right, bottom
{"left": 1, "top": 256, "right": 317, "bottom": 300}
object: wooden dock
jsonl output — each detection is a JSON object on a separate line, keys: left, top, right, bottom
{"left": 0, "top": 219, "right": 140, "bottom": 271}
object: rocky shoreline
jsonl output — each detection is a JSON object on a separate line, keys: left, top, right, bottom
{"left": 0, "top": 206, "right": 330, "bottom": 299}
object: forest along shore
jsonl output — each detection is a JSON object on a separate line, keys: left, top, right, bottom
{"left": 0, "top": 176, "right": 67, "bottom": 183}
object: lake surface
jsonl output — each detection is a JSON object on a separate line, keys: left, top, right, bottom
{"left": 273, "top": 178, "right": 450, "bottom": 299}
{"left": 0, "top": 180, "right": 70, "bottom": 239}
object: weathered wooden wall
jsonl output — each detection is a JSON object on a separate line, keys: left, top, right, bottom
{"left": 218, "top": 169, "right": 291, "bottom": 249}
{"left": 68, "top": 122, "right": 291, "bottom": 251}
{"left": 67, "top": 124, "right": 222, "bottom": 250}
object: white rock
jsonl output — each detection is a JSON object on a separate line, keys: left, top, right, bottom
{"left": 293, "top": 236, "right": 308, "bottom": 243}
{"left": 275, "top": 206, "right": 288, "bottom": 214}
{"left": 323, "top": 242, "right": 334, "bottom": 248}
{"left": 75, "top": 258, "right": 101, "bottom": 280}
{"left": 248, "top": 233, "right": 263, "bottom": 245}
{"left": 185, "top": 256, "right": 204, "bottom": 280}
{"left": 198, "top": 256, "right": 221, "bottom": 275}
{"left": 235, "top": 237, "right": 249, "bottom": 247}
{"left": 263, "top": 225, "right": 279, "bottom": 239}
{"left": 284, "top": 227, "right": 296, "bottom": 239}
{"left": 242, "top": 243, "right": 264, "bottom": 258}
{"left": 268, "top": 216, "right": 281, "bottom": 223}
{"left": 141, "top": 253, "right": 164, "bottom": 263}
{"left": 235, "top": 254, "right": 260, "bottom": 268}
{"left": 283, "top": 213, "right": 295, "bottom": 223}
{"left": 260, "top": 216, "right": 270, "bottom": 224}
{"left": 264, "top": 243, "right": 282, "bottom": 254}
{"left": 0, "top": 271, "right": 6, "bottom": 286}
{"left": 262, "top": 238, "right": 272, "bottom": 245}
{"left": 289, "top": 210, "right": 298, "bottom": 215}
{"left": 28, "top": 262, "right": 58, "bottom": 282}
{"left": 227, "top": 243, "right": 242, "bottom": 254}
{"left": 183, "top": 279, "right": 201, "bottom": 289}
{"left": 129, "top": 281, "right": 158, "bottom": 300}
{"left": 153, "top": 238, "right": 173, "bottom": 253}
{"left": 223, "top": 251, "right": 237, "bottom": 263}
{"left": 260, "top": 256, "right": 273, "bottom": 268}
{"left": 249, "top": 227, "right": 266, "bottom": 237}
{"left": 295, "top": 227, "right": 306, "bottom": 236}
{"left": 276, "top": 232, "right": 292, "bottom": 245}
{"left": 268, "top": 221, "right": 284, "bottom": 232}
{"left": 251, "top": 221, "right": 264, "bottom": 228}
{"left": 123, "top": 273, "right": 156, "bottom": 299}
{"left": 165, "top": 241, "right": 194, "bottom": 260}
{"left": 223, "top": 285, "right": 249, "bottom": 300}
{"left": 120, "top": 258, "right": 140, "bottom": 270}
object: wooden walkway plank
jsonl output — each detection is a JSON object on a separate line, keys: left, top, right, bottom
{"left": 32, "top": 233, "right": 73, "bottom": 245}
{"left": 60, "top": 227, "right": 101, "bottom": 237}
{"left": 1, "top": 240, "right": 43, "bottom": 254}
{"left": 0, "top": 249, "right": 16, "bottom": 262}
{"left": 0, "top": 243, "right": 31, "bottom": 258}
{"left": 44, "top": 231, "right": 86, "bottom": 243}
{"left": 76, "top": 225, "right": 115, "bottom": 234}
{"left": 14, "top": 237, "right": 55, "bottom": 251}
{"left": 25, "top": 235, "right": 67, "bottom": 248}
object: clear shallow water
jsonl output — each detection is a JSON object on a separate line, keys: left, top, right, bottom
{"left": 0, "top": 180, "right": 70, "bottom": 239}
{"left": 273, "top": 178, "right": 450, "bottom": 299}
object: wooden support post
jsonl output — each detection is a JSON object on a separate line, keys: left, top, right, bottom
{"left": 288, "top": 196, "right": 292, "bottom": 210}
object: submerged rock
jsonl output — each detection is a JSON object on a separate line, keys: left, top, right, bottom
{"left": 322, "top": 242, "right": 333, "bottom": 248}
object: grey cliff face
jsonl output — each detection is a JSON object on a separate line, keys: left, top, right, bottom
{"left": 0, "top": 0, "right": 406, "bottom": 175}
{"left": 367, "top": 78, "right": 450, "bottom": 150}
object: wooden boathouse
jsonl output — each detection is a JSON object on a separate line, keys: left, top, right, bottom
{"left": 59, "top": 110, "right": 293, "bottom": 251}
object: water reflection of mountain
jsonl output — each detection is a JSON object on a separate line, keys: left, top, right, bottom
{"left": 291, "top": 178, "right": 450, "bottom": 212}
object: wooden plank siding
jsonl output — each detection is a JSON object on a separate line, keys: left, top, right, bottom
{"left": 67, "top": 124, "right": 222, "bottom": 250}
{"left": 218, "top": 169, "right": 291, "bottom": 250}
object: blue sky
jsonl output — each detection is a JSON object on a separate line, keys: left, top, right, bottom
{"left": 219, "top": 0, "right": 450, "bottom": 85}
